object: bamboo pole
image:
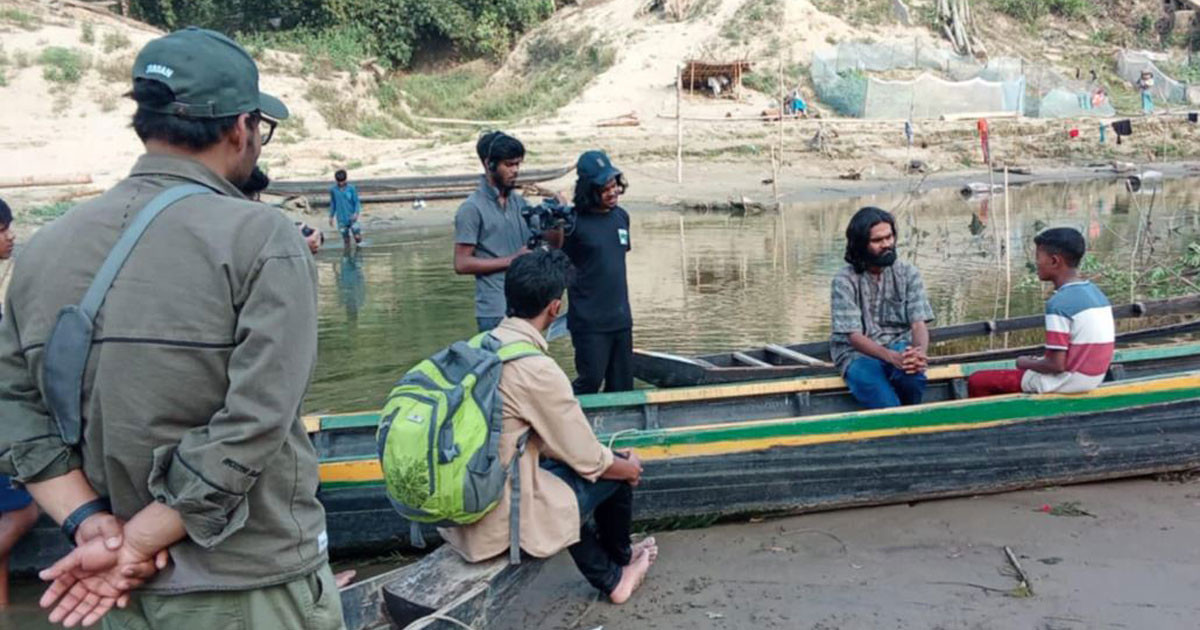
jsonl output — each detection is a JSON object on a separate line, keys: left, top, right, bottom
{"left": 771, "top": 148, "right": 781, "bottom": 211}
{"left": 676, "top": 63, "right": 684, "bottom": 184}
{"left": 1129, "top": 180, "right": 1145, "bottom": 303}
{"left": 777, "top": 35, "right": 785, "bottom": 163}
{"left": 678, "top": 214, "right": 689, "bottom": 299}
{"left": 0, "top": 174, "right": 93, "bottom": 189}
{"left": 1003, "top": 166, "right": 1012, "bottom": 347}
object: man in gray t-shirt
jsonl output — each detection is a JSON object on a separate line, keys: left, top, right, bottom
{"left": 454, "top": 131, "right": 535, "bottom": 331}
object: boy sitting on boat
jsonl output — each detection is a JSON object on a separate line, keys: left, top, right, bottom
{"left": 830, "top": 207, "right": 935, "bottom": 409}
{"left": 968, "top": 228, "right": 1114, "bottom": 397}
{"left": 441, "top": 250, "right": 657, "bottom": 603}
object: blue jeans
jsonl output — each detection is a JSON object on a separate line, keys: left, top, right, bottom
{"left": 476, "top": 316, "right": 503, "bottom": 332}
{"left": 844, "top": 341, "right": 927, "bottom": 409}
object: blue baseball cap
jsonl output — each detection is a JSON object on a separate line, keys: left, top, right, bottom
{"left": 576, "top": 150, "right": 621, "bottom": 187}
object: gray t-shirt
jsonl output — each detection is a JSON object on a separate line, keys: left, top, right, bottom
{"left": 454, "top": 177, "right": 532, "bottom": 318}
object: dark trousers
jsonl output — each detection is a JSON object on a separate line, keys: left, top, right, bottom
{"left": 571, "top": 329, "right": 634, "bottom": 395}
{"left": 542, "top": 459, "right": 633, "bottom": 595}
{"left": 477, "top": 316, "right": 503, "bottom": 333}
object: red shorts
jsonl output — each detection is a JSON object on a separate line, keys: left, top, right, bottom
{"left": 967, "top": 368, "right": 1027, "bottom": 398}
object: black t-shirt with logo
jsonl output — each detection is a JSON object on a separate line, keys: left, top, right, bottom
{"left": 562, "top": 206, "right": 632, "bottom": 333}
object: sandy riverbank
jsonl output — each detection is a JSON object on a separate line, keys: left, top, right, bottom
{"left": 493, "top": 476, "right": 1200, "bottom": 630}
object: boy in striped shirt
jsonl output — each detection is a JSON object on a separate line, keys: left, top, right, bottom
{"left": 968, "top": 227, "right": 1114, "bottom": 397}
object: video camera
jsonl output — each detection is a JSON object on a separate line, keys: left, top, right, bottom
{"left": 521, "top": 197, "right": 576, "bottom": 249}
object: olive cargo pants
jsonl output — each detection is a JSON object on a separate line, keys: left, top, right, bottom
{"left": 102, "top": 564, "right": 344, "bottom": 630}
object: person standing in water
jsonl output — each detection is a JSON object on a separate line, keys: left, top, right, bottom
{"left": 329, "top": 169, "right": 363, "bottom": 250}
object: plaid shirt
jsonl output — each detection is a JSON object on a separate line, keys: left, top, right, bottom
{"left": 829, "top": 261, "right": 935, "bottom": 374}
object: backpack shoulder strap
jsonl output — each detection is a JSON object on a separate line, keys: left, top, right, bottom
{"left": 497, "top": 341, "right": 542, "bottom": 363}
{"left": 468, "top": 331, "right": 543, "bottom": 363}
{"left": 79, "top": 183, "right": 213, "bottom": 319}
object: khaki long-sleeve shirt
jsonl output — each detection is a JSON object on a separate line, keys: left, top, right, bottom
{"left": 440, "top": 317, "right": 615, "bottom": 562}
{"left": 0, "top": 153, "right": 327, "bottom": 593}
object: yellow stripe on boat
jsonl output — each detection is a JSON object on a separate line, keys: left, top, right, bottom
{"left": 315, "top": 372, "right": 1200, "bottom": 486}
{"left": 641, "top": 365, "right": 965, "bottom": 405}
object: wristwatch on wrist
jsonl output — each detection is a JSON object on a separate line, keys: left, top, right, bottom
{"left": 61, "top": 497, "right": 113, "bottom": 543}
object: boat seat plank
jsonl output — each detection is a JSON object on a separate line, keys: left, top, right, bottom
{"left": 765, "top": 344, "right": 831, "bottom": 367}
{"left": 732, "top": 352, "right": 772, "bottom": 367}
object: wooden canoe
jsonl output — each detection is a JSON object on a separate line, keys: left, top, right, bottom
{"left": 267, "top": 165, "right": 573, "bottom": 207}
{"left": 337, "top": 369, "right": 1200, "bottom": 628}
{"left": 12, "top": 341, "right": 1200, "bottom": 577}
{"left": 632, "top": 294, "right": 1200, "bottom": 388}
{"left": 335, "top": 365, "right": 1200, "bottom": 629}
{"left": 313, "top": 342, "right": 1200, "bottom": 556}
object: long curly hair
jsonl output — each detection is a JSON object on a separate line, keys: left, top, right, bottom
{"left": 844, "top": 206, "right": 896, "bottom": 274}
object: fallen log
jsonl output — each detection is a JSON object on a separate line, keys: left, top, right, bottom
{"left": 266, "top": 165, "right": 571, "bottom": 197}
{"left": 0, "top": 174, "right": 93, "bottom": 189}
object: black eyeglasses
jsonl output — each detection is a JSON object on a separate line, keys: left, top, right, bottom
{"left": 250, "top": 112, "right": 277, "bottom": 146}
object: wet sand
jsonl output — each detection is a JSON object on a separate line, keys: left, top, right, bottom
{"left": 492, "top": 476, "right": 1200, "bottom": 630}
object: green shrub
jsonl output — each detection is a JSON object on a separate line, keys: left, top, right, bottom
{"left": 356, "top": 114, "right": 406, "bottom": 139}
{"left": 28, "top": 201, "right": 73, "bottom": 223}
{"left": 129, "top": 0, "right": 558, "bottom": 70}
{"left": 275, "top": 113, "right": 310, "bottom": 144}
{"left": 240, "top": 25, "right": 372, "bottom": 75}
{"left": 39, "top": 47, "right": 87, "bottom": 84}
{"left": 81, "top": 21, "right": 96, "bottom": 44}
{"left": 0, "top": 8, "right": 41, "bottom": 30}
{"left": 102, "top": 31, "right": 132, "bottom": 53}
{"left": 97, "top": 55, "right": 132, "bottom": 83}
{"left": 398, "top": 36, "right": 615, "bottom": 122}
{"left": 722, "top": 0, "right": 782, "bottom": 46}
{"left": 743, "top": 63, "right": 809, "bottom": 97}
{"left": 990, "top": 0, "right": 1089, "bottom": 22}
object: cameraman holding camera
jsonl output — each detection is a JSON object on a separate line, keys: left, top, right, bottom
{"left": 454, "top": 131, "right": 563, "bottom": 332}
{"left": 562, "top": 151, "right": 634, "bottom": 394}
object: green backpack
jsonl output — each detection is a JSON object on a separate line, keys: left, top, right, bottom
{"left": 377, "top": 332, "right": 542, "bottom": 563}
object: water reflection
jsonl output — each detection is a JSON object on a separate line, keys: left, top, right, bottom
{"left": 304, "top": 177, "right": 1200, "bottom": 413}
{"left": 334, "top": 252, "right": 367, "bottom": 324}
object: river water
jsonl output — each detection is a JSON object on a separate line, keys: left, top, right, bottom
{"left": 305, "top": 176, "right": 1200, "bottom": 414}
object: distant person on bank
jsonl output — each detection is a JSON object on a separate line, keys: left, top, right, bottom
{"left": 830, "top": 207, "right": 935, "bottom": 409}
{"left": 563, "top": 151, "right": 635, "bottom": 394}
{"left": 442, "top": 250, "right": 657, "bottom": 603}
{"left": 454, "top": 131, "right": 562, "bottom": 332}
{"left": 967, "top": 228, "right": 1114, "bottom": 397}
{"left": 330, "top": 169, "right": 363, "bottom": 249}
{"left": 0, "top": 28, "right": 343, "bottom": 629}
{"left": 0, "top": 197, "right": 39, "bottom": 609}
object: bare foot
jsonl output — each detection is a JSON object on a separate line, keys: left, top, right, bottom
{"left": 632, "top": 537, "right": 659, "bottom": 564}
{"left": 334, "top": 569, "right": 357, "bottom": 588}
{"left": 609, "top": 549, "right": 652, "bottom": 604}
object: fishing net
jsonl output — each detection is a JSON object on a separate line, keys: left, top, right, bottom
{"left": 811, "top": 40, "right": 1116, "bottom": 119}
{"left": 1116, "top": 50, "right": 1188, "bottom": 104}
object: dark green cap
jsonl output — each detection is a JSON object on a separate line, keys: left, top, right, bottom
{"left": 132, "top": 27, "right": 288, "bottom": 120}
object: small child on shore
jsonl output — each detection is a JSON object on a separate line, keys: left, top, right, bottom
{"left": 968, "top": 227, "right": 1114, "bottom": 397}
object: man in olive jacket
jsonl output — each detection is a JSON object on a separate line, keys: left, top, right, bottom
{"left": 0, "top": 28, "right": 342, "bottom": 629}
